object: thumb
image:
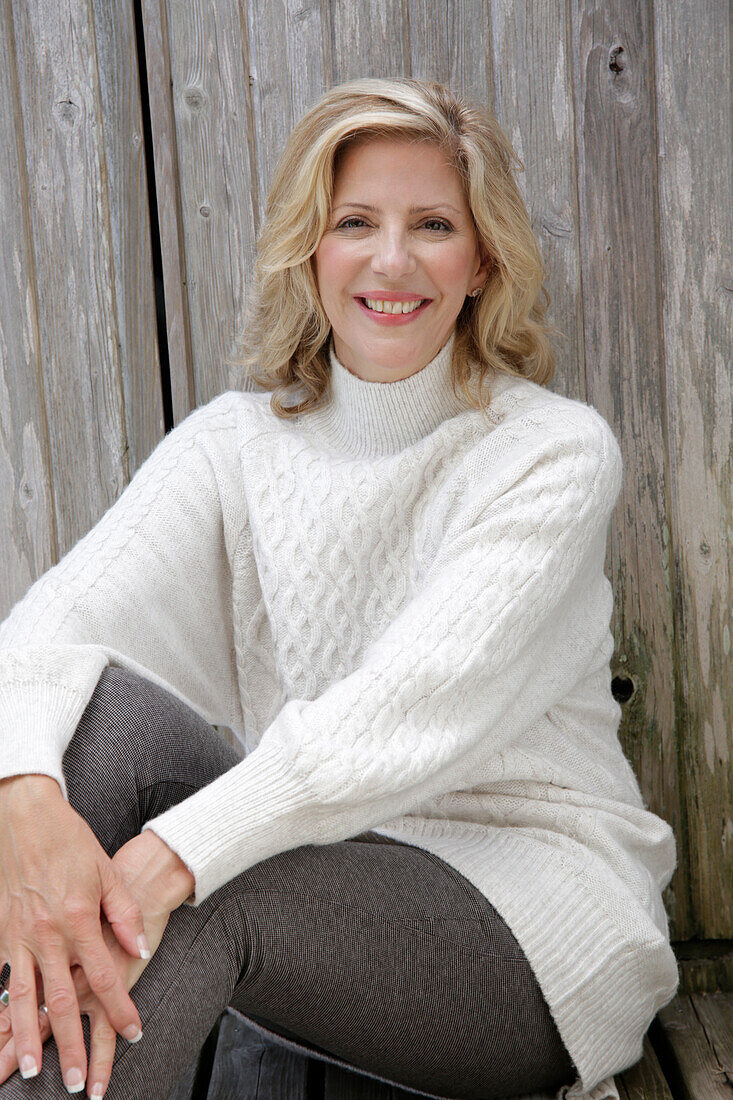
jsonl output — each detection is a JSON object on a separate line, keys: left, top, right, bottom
{"left": 99, "top": 859, "right": 150, "bottom": 961}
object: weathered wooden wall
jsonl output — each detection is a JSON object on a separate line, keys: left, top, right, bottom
{"left": 0, "top": 0, "right": 730, "bottom": 945}
{"left": 0, "top": 0, "right": 164, "bottom": 602}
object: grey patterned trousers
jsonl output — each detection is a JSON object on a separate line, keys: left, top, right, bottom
{"left": 0, "top": 666, "right": 576, "bottom": 1100}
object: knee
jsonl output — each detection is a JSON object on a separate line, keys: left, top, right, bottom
{"left": 68, "top": 665, "right": 184, "bottom": 777}
{"left": 64, "top": 666, "right": 240, "bottom": 816}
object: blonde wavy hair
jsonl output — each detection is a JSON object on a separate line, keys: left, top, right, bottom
{"left": 227, "top": 77, "right": 562, "bottom": 419}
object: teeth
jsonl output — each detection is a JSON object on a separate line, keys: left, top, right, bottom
{"left": 363, "top": 298, "right": 426, "bottom": 314}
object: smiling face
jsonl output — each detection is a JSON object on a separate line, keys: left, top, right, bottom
{"left": 312, "top": 136, "right": 490, "bottom": 382}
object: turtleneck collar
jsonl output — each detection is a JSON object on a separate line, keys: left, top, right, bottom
{"left": 303, "top": 331, "right": 500, "bottom": 459}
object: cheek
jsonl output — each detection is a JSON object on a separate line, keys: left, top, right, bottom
{"left": 432, "top": 244, "right": 479, "bottom": 293}
{"left": 313, "top": 240, "right": 353, "bottom": 301}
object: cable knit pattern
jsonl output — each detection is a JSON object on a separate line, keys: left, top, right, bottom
{"left": 0, "top": 332, "right": 678, "bottom": 1100}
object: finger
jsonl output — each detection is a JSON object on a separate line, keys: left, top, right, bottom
{"left": 7, "top": 947, "right": 42, "bottom": 1080}
{"left": 39, "top": 956, "right": 87, "bottom": 1093}
{"left": 0, "top": 1033, "right": 19, "bottom": 1087}
{"left": 99, "top": 863, "right": 150, "bottom": 961}
{"left": 0, "top": 969, "right": 44, "bottom": 1050}
{"left": 70, "top": 920, "right": 142, "bottom": 1043}
{"left": 86, "top": 1011, "right": 118, "bottom": 1100}
{"left": 0, "top": 989, "right": 12, "bottom": 1042}
{"left": 0, "top": 1007, "right": 51, "bottom": 1086}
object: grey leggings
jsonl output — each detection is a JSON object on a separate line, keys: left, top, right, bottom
{"left": 0, "top": 666, "right": 576, "bottom": 1100}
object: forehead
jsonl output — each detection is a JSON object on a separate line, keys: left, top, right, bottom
{"left": 331, "top": 136, "right": 469, "bottom": 208}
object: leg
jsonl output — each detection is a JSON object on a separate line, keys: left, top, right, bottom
{"left": 0, "top": 665, "right": 246, "bottom": 1099}
{"left": 62, "top": 665, "right": 243, "bottom": 857}
{"left": 0, "top": 667, "right": 576, "bottom": 1099}
{"left": 224, "top": 835, "right": 577, "bottom": 1099}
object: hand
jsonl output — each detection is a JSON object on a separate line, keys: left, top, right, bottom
{"left": 0, "top": 775, "right": 149, "bottom": 1090}
{"left": 0, "top": 931, "right": 142, "bottom": 1096}
{"left": 0, "top": 830, "right": 195, "bottom": 1095}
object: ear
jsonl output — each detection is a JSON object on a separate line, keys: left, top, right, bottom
{"left": 476, "top": 244, "right": 494, "bottom": 282}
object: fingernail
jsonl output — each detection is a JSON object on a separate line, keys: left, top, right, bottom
{"left": 64, "top": 1066, "right": 84, "bottom": 1093}
{"left": 19, "top": 1055, "right": 38, "bottom": 1079}
{"left": 137, "top": 933, "right": 151, "bottom": 960}
{"left": 123, "top": 1024, "right": 142, "bottom": 1043}
{"left": 89, "top": 1087, "right": 105, "bottom": 1100}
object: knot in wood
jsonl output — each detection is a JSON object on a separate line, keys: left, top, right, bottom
{"left": 609, "top": 45, "right": 626, "bottom": 73}
{"left": 611, "top": 674, "right": 635, "bottom": 704}
{"left": 184, "top": 88, "right": 205, "bottom": 111}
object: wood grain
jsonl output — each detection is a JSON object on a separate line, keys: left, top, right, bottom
{"left": 207, "top": 1011, "right": 310, "bottom": 1099}
{"left": 160, "top": 0, "right": 259, "bottom": 407}
{"left": 653, "top": 0, "right": 733, "bottom": 938}
{"left": 0, "top": 0, "right": 57, "bottom": 615}
{"left": 656, "top": 993, "right": 733, "bottom": 1099}
{"left": 141, "top": 0, "right": 196, "bottom": 422}
{"left": 568, "top": 0, "right": 687, "bottom": 936}
{"left": 489, "top": 5, "right": 581, "bottom": 397}
{"left": 1, "top": 0, "right": 163, "bottom": 618}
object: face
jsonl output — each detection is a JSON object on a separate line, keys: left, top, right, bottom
{"left": 312, "top": 136, "right": 490, "bottom": 382}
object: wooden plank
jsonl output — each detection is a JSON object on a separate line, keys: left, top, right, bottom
{"left": 246, "top": 0, "right": 328, "bottom": 220}
{"left": 10, "top": 1, "right": 130, "bottom": 555}
{"left": 89, "top": 0, "right": 164, "bottom": 472}
{"left": 206, "top": 1012, "right": 309, "bottom": 1099}
{"left": 257, "top": 1042, "right": 311, "bottom": 1100}
{"left": 140, "top": 0, "right": 196, "bottom": 423}
{"left": 328, "top": 0, "right": 409, "bottom": 84}
{"left": 568, "top": 0, "right": 687, "bottom": 935}
{"left": 616, "top": 1033, "right": 673, "bottom": 1099}
{"left": 675, "top": 941, "right": 733, "bottom": 995}
{"left": 407, "top": 0, "right": 492, "bottom": 108}
{"left": 0, "top": 0, "right": 57, "bottom": 620}
{"left": 489, "top": 5, "right": 583, "bottom": 397}
{"left": 163, "top": 0, "right": 259, "bottom": 409}
{"left": 653, "top": 0, "right": 733, "bottom": 937}
{"left": 655, "top": 994, "right": 732, "bottom": 1099}
{"left": 690, "top": 992, "right": 733, "bottom": 1086}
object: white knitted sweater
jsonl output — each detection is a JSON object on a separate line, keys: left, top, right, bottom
{"left": 0, "top": 332, "right": 678, "bottom": 1100}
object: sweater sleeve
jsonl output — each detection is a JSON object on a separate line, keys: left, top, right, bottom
{"left": 145, "top": 408, "right": 624, "bottom": 904}
{"left": 0, "top": 396, "right": 245, "bottom": 796}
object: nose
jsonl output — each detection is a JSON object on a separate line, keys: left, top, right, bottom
{"left": 370, "top": 226, "right": 417, "bottom": 280}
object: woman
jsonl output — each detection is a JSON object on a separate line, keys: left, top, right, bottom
{"left": 0, "top": 78, "right": 678, "bottom": 1100}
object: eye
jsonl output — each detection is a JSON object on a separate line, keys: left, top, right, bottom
{"left": 422, "top": 218, "right": 453, "bottom": 232}
{"left": 335, "top": 216, "right": 368, "bottom": 230}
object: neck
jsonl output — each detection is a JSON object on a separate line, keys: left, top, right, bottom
{"left": 303, "top": 331, "right": 486, "bottom": 458}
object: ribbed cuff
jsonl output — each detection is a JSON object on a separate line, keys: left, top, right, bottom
{"left": 142, "top": 738, "right": 322, "bottom": 904}
{"left": 0, "top": 664, "right": 109, "bottom": 800}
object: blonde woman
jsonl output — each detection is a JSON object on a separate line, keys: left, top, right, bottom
{"left": 0, "top": 78, "right": 678, "bottom": 1100}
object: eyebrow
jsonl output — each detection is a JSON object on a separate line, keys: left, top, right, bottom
{"left": 332, "top": 202, "right": 462, "bottom": 215}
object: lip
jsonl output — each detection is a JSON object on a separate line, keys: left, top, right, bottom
{"left": 354, "top": 296, "right": 432, "bottom": 325}
{"left": 356, "top": 291, "right": 430, "bottom": 302}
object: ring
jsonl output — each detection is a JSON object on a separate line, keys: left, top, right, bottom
{"left": 0, "top": 990, "right": 48, "bottom": 1015}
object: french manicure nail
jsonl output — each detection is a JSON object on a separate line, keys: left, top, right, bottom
{"left": 123, "top": 1024, "right": 143, "bottom": 1042}
{"left": 137, "top": 933, "right": 151, "bottom": 960}
{"left": 64, "top": 1066, "right": 84, "bottom": 1093}
{"left": 89, "top": 1086, "right": 105, "bottom": 1100}
{"left": 19, "top": 1055, "right": 38, "bottom": 1079}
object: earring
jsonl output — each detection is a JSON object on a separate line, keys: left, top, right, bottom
{"left": 469, "top": 287, "right": 482, "bottom": 298}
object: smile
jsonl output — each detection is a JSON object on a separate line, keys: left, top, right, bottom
{"left": 354, "top": 297, "right": 432, "bottom": 325}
